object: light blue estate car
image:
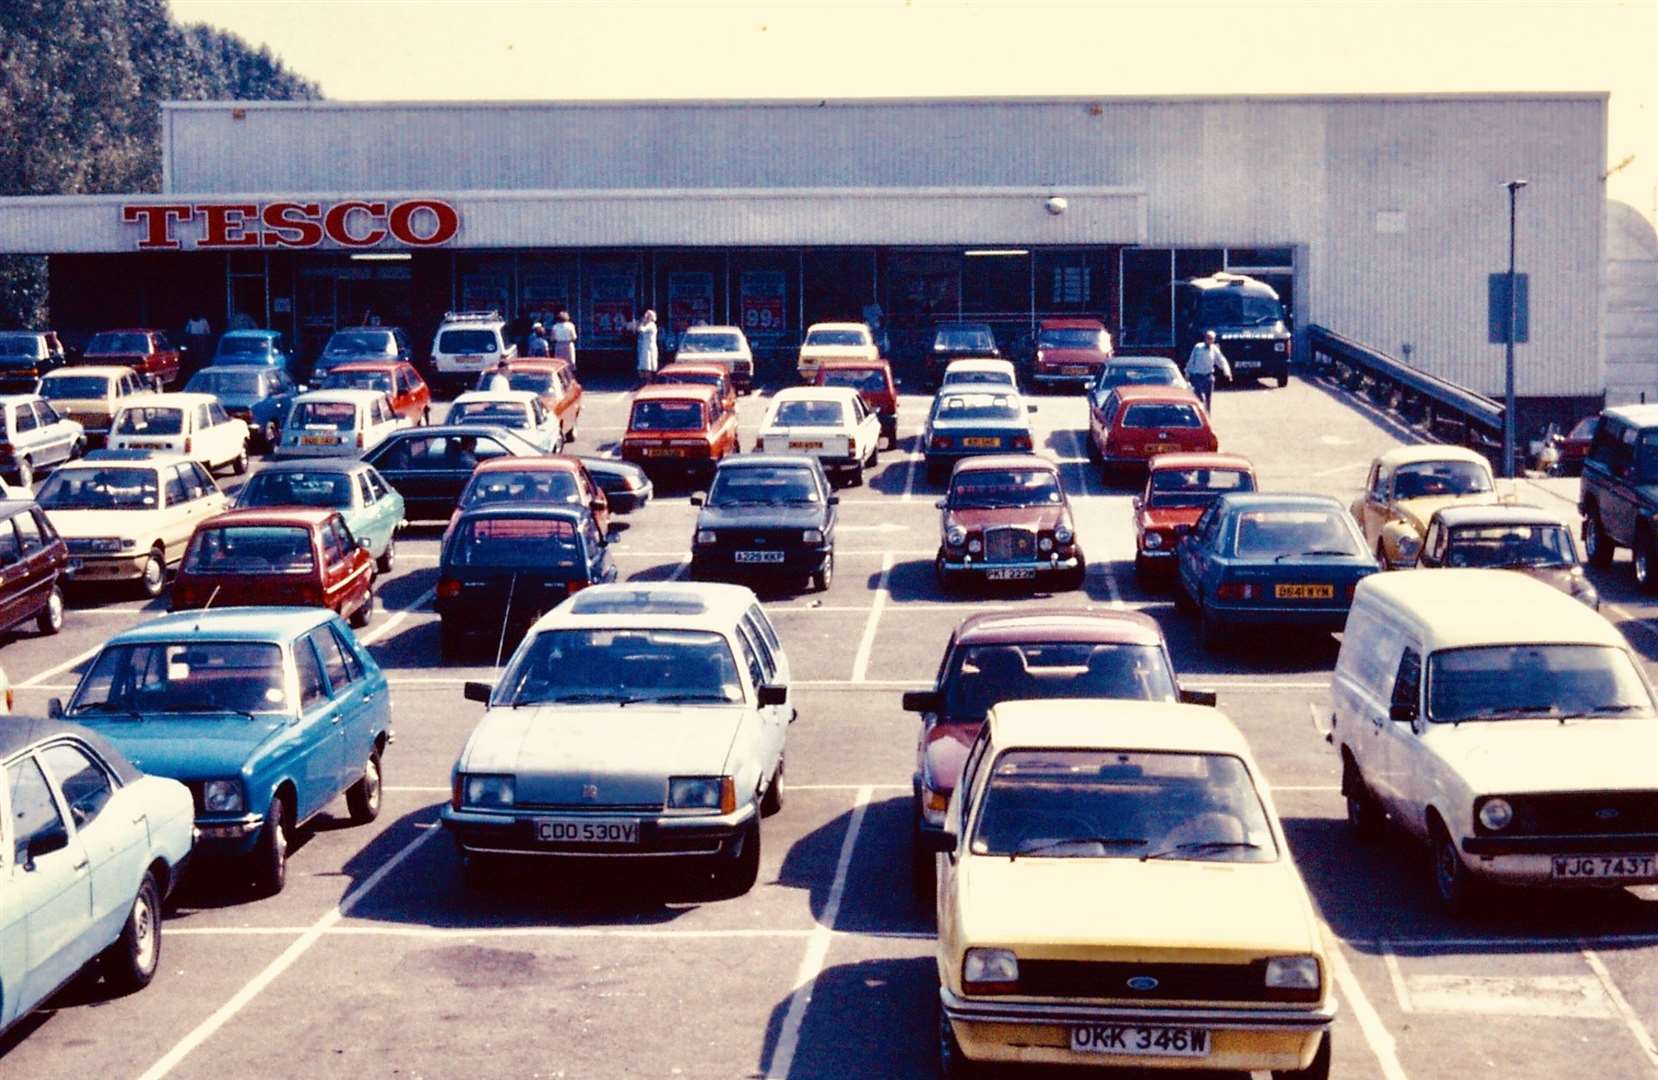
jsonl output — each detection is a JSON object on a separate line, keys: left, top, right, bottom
{"left": 53, "top": 607, "right": 392, "bottom": 896}
{"left": 1, "top": 718, "right": 193, "bottom": 1037}
{"left": 445, "top": 582, "right": 793, "bottom": 896}
{"left": 234, "top": 458, "right": 407, "bottom": 573}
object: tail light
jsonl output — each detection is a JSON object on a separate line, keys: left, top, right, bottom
{"left": 356, "top": 431, "right": 365, "bottom": 448}
{"left": 0, "top": 441, "right": 13, "bottom": 460}
{"left": 183, "top": 437, "right": 192, "bottom": 454}
{"left": 450, "top": 775, "right": 462, "bottom": 811}
{"left": 1346, "top": 581, "right": 1361, "bottom": 601}
{"left": 1012, "top": 434, "right": 1032, "bottom": 450}
{"left": 565, "top": 579, "right": 589, "bottom": 596}
{"left": 930, "top": 435, "right": 951, "bottom": 450}
{"left": 437, "top": 578, "right": 462, "bottom": 600}
{"left": 1215, "top": 582, "right": 1256, "bottom": 601}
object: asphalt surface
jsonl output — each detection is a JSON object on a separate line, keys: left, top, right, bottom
{"left": 2, "top": 368, "right": 1656, "bottom": 1079}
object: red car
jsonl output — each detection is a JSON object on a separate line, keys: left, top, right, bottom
{"left": 79, "top": 328, "right": 182, "bottom": 388}
{"left": 1029, "top": 317, "right": 1112, "bottom": 391}
{"left": 934, "top": 454, "right": 1084, "bottom": 591}
{"left": 899, "top": 608, "right": 1213, "bottom": 896}
{"left": 655, "top": 361, "right": 738, "bottom": 415}
{"left": 1133, "top": 452, "right": 1258, "bottom": 583}
{"left": 321, "top": 360, "right": 432, "bottom": 425}
{"left": 447, "top": 454, "right": 611, "bottom": 538}
{"left": 620, "top": 382, "right": 740, "bottom": 485}
{"left": 815, "top": 358, "right": 898, "bottom": 448}
{"left": 1089, "top": 383, "right": 1218, "bottom": 483}
{"left": 170, "top": 507, "right": 376, "bottom": 627}
{"left": 488, "top": 359, "right": 584, "bottom": 443}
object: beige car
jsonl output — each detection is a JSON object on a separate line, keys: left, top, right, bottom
{"left": 1351, "top": 445, "right": 1499, "bottom": 568}
{"left": 795, "top": 322, "right": 878, "bottom": 381}
{"left": 38, "top": 365, "right": 154, "bottom": 447}
{"left": 35, "top": 451, "right": 230, "bottom": 597}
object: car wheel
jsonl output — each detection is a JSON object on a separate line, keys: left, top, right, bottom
{"left": 69, "top": 436, "right": 85, "bottom": 460}
{"left": 349, "top": 580, "right": 374, "bottom": 628}
{"left": 1198, "top": 602, "right": 1226, "bottom": 651}
{"left": 251, "top": 794, "right": 290, "bottom": 897}
{"left": 1585, "top": 513, "right": 1615, "bottom": 569}
{"left": 1430, "top": 817, "right": 1479, "bottom": 918}
{"left": 1272, "top": 1032, "right": 1331, "bottom": 1080}
{"left": 1343, "top": 758, "right": 1384, "bottom": 842}
{"left": 937, "top": 1000, "right": 981, "bottom": 1079}
{"left": 848, "top": 462, "right": 864, "bottom": 487}
{"left": 99, "top": 871, "right": 162, "bottom": 994}
{"left": 37, "top": 583, "right": 64, "bottom": 635}
{"left": 867, "top": 441, "right": 879, "bottom": 468}
{"left": 140, "top": 546, "right": 166, "bottom": 599}
{"left": 711, "top": 818, "right": 761, "bottom": 897}
{"left": 376, "top": 536, "right": 396, "bottom": 574}
{"left": 1064, "top": 552, "right": 1087, "bottom": 592}
{"left": 232, "top": 447, "right": 248, "bottom": 475}
{"left": 1086, "top": 434, "right": 1102, "bottom": 465}
{"left": 11, "top": 456, "right": 32, "bottom": 488}
{"left": 760, "top": 756, "right": 785, "bottom": 817}
{"left": 346, "top": 749, "right": 383, "bottom": 824}
{"left": 1375, "top": 538, "right": 1391, "bottom": 570}
{"left": 1637, "top": 529, "right": 1658, "bottom": 594}
{"left": 439, "top": 618, "right": 466, "bottom": 660}
{"left": 811, "top": 551, "right": 834, "bottom": 592}
{"left": 909, "top": 818, "right": 937, "bottom": 905}
{"left": 1276, "top": 372, "right": 1291, "bottom": 389}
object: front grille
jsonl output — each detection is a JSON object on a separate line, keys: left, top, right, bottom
{"left": 515, "top": 802, "right": 665, "bottom": 813}
{"left": 1017, "top": 959, "right": 1316, "bottom": 1004}
{"left": 984, "top": 527, "right": 1035, "bottom": 562}
{"left": 1489, "top": 791, "right": 1658, "bottom": 837}
{"left": 730, "top": 528, "right": 805, "bottom": 548}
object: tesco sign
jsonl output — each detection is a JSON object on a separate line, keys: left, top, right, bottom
{"left": 119, "top": 199, "right": 460, "bottom": 251}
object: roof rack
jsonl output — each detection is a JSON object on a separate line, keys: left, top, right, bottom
{"left": 442, "top": 310, "right": 504, "bottom": 323}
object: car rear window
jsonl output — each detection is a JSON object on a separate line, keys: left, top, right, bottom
{"left": 944, "top": 643, "right": 1175, "bottom": 720}
{"left": 322, "top": 371, "right": 393, "bottom": 394}
{"left": 936, "top": 393, "right": 1020, "bottom": 422}
{"left": 40, "top": 375, "right": 111, "bottom": 399}
{"left": 1232, "top": 509, "right": 1362, "bottom": 559}
{"left": 934, "top": 327, "right": 996, "bottom": 350}
{"left": 507, "top": 371, "right": 556, "bottom": 395}
{"left": 291, "top": 402, "right": 358, "bottom": 431}
{"left": 679, "top": 333, "right": 742, "bottom": 353}
{"left": 187, "top": 525, "right": 316, "bottom": 574}
{"left": 1121, "top": 403, "right": 1203, "bottom": 429}
{"left": 819, "top": 368, "right": 886, "bottom": 393}
{"left": 942, "top": 369, "right": 1014, "bottom": 388}
{"left": 661, "top": 371, "right": 723, "bottom": 390}
{"left": 630, "top": 400, "right": 704, "bottom": 431}
{"left": 86, "top": 332, "right": 151, "bottom": 354}
{"left": 805, "top": 329, "right": 868, "bottom": 347}
{"left": 449, "top": 516, "right": 581, "bottom": 568}
{"left": 237, "top": 470, "right": 354, "bottom": 509}
{"left": 438, "top": 329, "right": 499, "bottom": 354}
{"left": 187, "top": 370, "right": 263, "bottom": 396}
{"left": 216, "top": 338, "right": 270, "bottom": 356}
{"left": 325, "top": 331, "right": 395, "bottom": 356}
{"left": 773, "top": 399, "right": 845, "bottom": 427}
{"left": 462, "top": 469, "right": 581, "bottom": 508}
{"left": 452, "top": 401, "right": 530, "bottom": 427}
{"left": 114, "top": 406, "right": 184, "bottom": 436}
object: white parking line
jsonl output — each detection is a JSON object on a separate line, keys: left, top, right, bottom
{"left": 1324, "top": 933, "right": 1411, "bottom": 1080}
{"left": 1580, "top": 944, "right": 1658, "bottom": 1068}
{"left": 360, "top": 586, "right": 437, "bottom": 647}
{"left": 766, "top": 785, "right": 873, "bottom": 1080}
{"left": 135, "top": 825, "right": 440, "bottom": 1080}
{"left": 18, "top": 642, "right": 103, "bottom": 688}
{"left": 849, "top": 554, "right": 894, "bottom": 682}
{"left": 1378, "top": 939, "right": 1415, "bottom": 1012}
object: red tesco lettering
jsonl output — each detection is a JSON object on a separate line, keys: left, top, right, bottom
{"left": 118, "top": 199, "right": 459, "bottom": 250}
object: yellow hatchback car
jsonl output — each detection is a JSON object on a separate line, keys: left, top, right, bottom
{"left": 927, "top": 700, "right": 1335, "bottom": 1078}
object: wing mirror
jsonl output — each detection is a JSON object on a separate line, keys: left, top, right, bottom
{"left": 463, "top": 680, "right": 494, "bottom": 704}
{"left": 689, "top": 491, "right": 706, "bottom": 506}
{"left": 1179, "top": 688, "right": 1218, "bottom": 707}
{"left": 26, "top": 825, "right": 70, "bottom": 866}
{"left": 604, "top": 527, "right": 622, "bottom": 545}
{"left": 1389, "top": 702, "right": 1418, "bottom": 723}
{"left": 359, "top": 537, "right": 373, "bottom": 551}
{"left": 827, "top": 494, "right": 840, "bottom": 506}
{"left": 758, "top": 684, "right": 788, "bottom": 707}
{"left": 902, "top": 689, "right": 942, "bottom": 713}
{"left": 1132, "top": 495, "right": 1143, "bottom": 510}
{"left": 47, "top": 696, "right": 63, "bottom": 719}
{"left": 916, "top": 828, "right": 958, "bottom": 854}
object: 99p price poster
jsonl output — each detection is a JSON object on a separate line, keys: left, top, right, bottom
{"left": 739, "top": 270, "right": 787, "bottom": 341}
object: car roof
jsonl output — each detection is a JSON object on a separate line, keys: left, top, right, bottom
{"left": 1183, "top": 272, "right": 1280, "bottom": 298}
{"left": 934, "top": 322, "right": 994, "bottom": 332}
{"left": 1374, "top": 444, "right": 1492, "bottom": 469}
{"left": 109, "top": 606, "right": 336, "bottom": 643}
{"left": 816, "top": 358, "right": 890, "bottom": 371}
{"left": 123, "top": 391, "right": 215, "bottom": 408}
{"left": 381, "top": 423, "right": 518, "bottom": 442}
{"left": 1107, "top": 355, "right": 1180, "bottom": 367}
{"left": 987, "top": 700, "right": 1252, "bottom": 758}
{"left": 1039, "top": 318, "right": 1105, "bottom": 330}
{"left": 805, "top": 322, "right": 870, "bottom": 333}
{"left": 1148, "top": 452, "right": 1255, "bottom": 472}
{"left": 952, "top": 453, "right": 1059, "bottom": 475}
{"left": 97, "top": 327, "right": 162, "bottom": 335}
{"left": 253, "top": 458, "right": 368, "bottom": 475}
{"left": 1112, "top": 384, "right": 1203, "bottom": 403}
{"left": 1214, "top": 491, "right": 1344, "bottom": 512}
{"left": 1430, "top": 503, "right": 1570, "bottom": 527}
{"left": 71, "top": 449, "right": 192, "bottom": 468}
{"left": 769, "top": 385, "right": 863, "bottom": 405}
{"left": 293, "top": 388, "right": 389, "bottom": 405}
{"left": 330, "top": 326, "right": 401, "bottom": 336}
{"left": 716, "top": 452, "right": 823, "bottom": 471}
{"left": 1601, "top": 403, "right": 1658, "bottom": 429}
{"left": 200, "top": 507, "right": 335, "bottom": 528}
{"left": 504, "top": 359, "right": 570, "bottom": 372}
{"left": 943, "top": 358, "right": 1016, "bottom": 373}
{"left": 43, "top": 365, "right": 132, "bottom": 379}
{"left": 632, "top": 382, "right": 717, "bottom": 403}
{"left": 1355, "top": 569, "right": 1625, "bottom": 650}
{"left": 956, "top": 607, "right": 1167, "bottom": 648}
{"left": 457, "top": 504, "right": 586, "bottom": 524}
{"left": 327, "top": 360, "right": 406, "bottom": 373}
{"left": 681, "top": 325, "right": 745, "bottom": 335}
{"left": 658, "top": 362, "right": 729, "bottom": 377}
{"left": 220, "top": 329, "right": 278, "bottom": 339}
{"left": 472, "top": 454, "right": 583, "bottom": 475}
{"left": 0, "top": 717, "right": 142, "bottom": 783}
{"left": 536, "top": 581, "right": 760, "bottom": 632}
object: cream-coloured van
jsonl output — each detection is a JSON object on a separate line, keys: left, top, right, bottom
{"left": 1330, "top": 569, "right": 1658, "bottom": 916}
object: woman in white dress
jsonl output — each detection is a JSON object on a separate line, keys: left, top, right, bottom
{"left": 550, "top": 310, "right": 578, "bottom": 366}
{"left": 635, "top": 309, "right": 658, "bottom": 384}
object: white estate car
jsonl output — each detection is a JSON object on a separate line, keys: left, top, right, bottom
{"left": 795, "top": 322, "right": 877, "bottom": 381}
{"left": 939, "top": 358, "right": 1019, "bottom": 392}
{"left": 0, "top": 394, "right": 85, "bottom": 487}
{"left": 757, "top": 386, "right": 881, "bottom": 485}
{"left": 430, "top": 310, "right": 516, "bottom": 392}
{"left": 449, "top": 390, "right": 564, "bottom": 453}
{"left": 1331, "top": 569, "right": 1658, "bottom": 916}
{"left": 441, "top": 582, "right": 793, "bottom": 896}
{"left": 36, "top": 450, "right": 230, "bottom": 597}
{"left": 108, "top": 392, "right": 250, "bottom": 476}
{"left": 276, "top": 388, "right": 407, "bottom": 458}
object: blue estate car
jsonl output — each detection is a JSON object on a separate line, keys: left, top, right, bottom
{"left": 235, "top": 458, "right": 407, "bottom": 572}
{"left": 211, "top": 329, "right": 294, "bottom": 372}
{"left": 1175, "top": 492, "right": 1379, "bottom": 650}
{"left": 52, "top": 608, "right": 392, "bottom": 896}
{"left": 185, "top": 365, "right": 299, "bottom": 449}
{"left": 1, "top": 717, "right": 193, "bottom": 1036}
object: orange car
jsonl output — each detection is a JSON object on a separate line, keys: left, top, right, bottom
{"left": 1089, "top": 383, "right": 1218, "bottom": 484}
{"left": 1133, "top": 452, "right": 1258, "bottom": 583}
{"left": 320, "top": 360, "right": 432, "bottom": 425}
{"left": 475, "top": 359, "right": 584, "bottom": 443}
{"left": 620, "top": 382, "right": 739, "bottom": 485}
{"left": 815, "top": 358, "right": 898, "bottom": 448}
{"left": 655, "top": 362, "right": 737, "bottom": 414}
{"left": 446, "top": 454, "right": 612, "bottom": 538}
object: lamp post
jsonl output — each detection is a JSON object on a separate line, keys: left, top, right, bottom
{"left": 1503, "top": 179, "right": 1528, "bottom": 478}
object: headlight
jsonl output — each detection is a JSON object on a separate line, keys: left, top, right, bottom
{"left": 945, "top": 525, "right": 967, "bottom": 547}
{"left": 463, "top": 774, "right": 515, "bottom": 808}
{"left": 1395, "top": 534, "right": 1421, "bottom": 558}
{"left": 669, "top": 776, "right": 733, "bottom": 813}
{"left": 966, "top": 538, "right": 982, "bottom": 554}
{"left": 695, "top": 529, "right": 717, "bottom": 545}
{"left": 1264, "top": 955, "right": 1321, "bottom": 991}
{"left": 202, "top": 779, "right": 244, "bottom": 813}
{"left": 1273, "top": 342, "right": 1287, "bottom": 352}
{"left": 962, "top": 948, "right": 1019, "bottom": 992}
{"left": 1478, "top": 797, "right": 1513, "bottom": 831}
{"left": 1144, "top": 531, "right": 1164, "bottom": 550}
{"left": 1038, "top": 536, "right": 1054, "bottom": 553}
{"left": 1054, "top": 525, "right": 1074, "bottom": 544}
{"left": 802, "top": 528, "right": 824, "bottom": 543}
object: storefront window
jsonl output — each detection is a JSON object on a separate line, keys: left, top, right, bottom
{"left": 1175, "top": 249, "right": 1225, "bottom": 282}
{"left": 733, "top": 261, "right": 792, "bottom": 345}
{"left": 585, "top": 260, "right": 640, "bottom": 346}
{"left": 1120, "top": 248, "right": 1174, "bottom": 347}
{"left": 961, "top": 251, "right": 1028, "bottom": 317}
{"left": 519, "top": 262, "right": 576, "bottom": 334}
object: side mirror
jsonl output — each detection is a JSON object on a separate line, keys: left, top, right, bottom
{"left": 902, "top": 689, "right": 942, "bottom": 713}
{"left": 757, "top": 684, "right": 788, "bottom": 707}
{"left": 827, "top": 494, "right": 840, "bottom": 506}
{"left": 605, "top": 527, "right": 622, "bottom": 545}
{"left": 47, "top": 696, "right": 63, "bottom": 719}
{"left": 1132, "top": 495, "right": 1143, "bottom": 510}
{"left": 917, "top": 828, "right": 958, "bottom": 854}
{"left": 1179, "top": 688, "right": 1218, "bottom": 707}
{"left": 463, "top": 680, "right": 494, "bottom": 704}
{"left": 1389, "top": 702, "right": 1417, "bottom": 723}
{"left": 934, "top": 498, "right": 947, "bottom": 510}
{"left": 689, "top": 492, "right": 706, "bottom": 506}
{"left": 359, "top": 537, "right": 373, "bottom": 551}
{"left": 590, "top": 497, "right": 607, "bottom": 512}
{"left": 26, "top": 824, "right": 70, "bottom": 865}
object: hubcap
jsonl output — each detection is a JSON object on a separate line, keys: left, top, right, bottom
{"left": 1639, "top": 547, "right": 1649, "bottom": 582}
{"left": 366, "top": 757, "right": 382, "bottom": 809}
{"left": 133, "top": 892, "right": 157, "bottom": 972}
{"left": 47, "top": 590, "right": 62, "bottom": 628}
{"left": 144, "top": 557, "right": 163, "bottom": 589}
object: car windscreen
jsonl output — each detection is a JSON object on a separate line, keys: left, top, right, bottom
{"left": 507, "top": 371, "right": 556, "bottom": 395}
{"left": 944, "top": 643, "right": 1176, "bottom": 721}
{"left": 804, "top": 329, "right": 868, "bottom": 347}
{"left": 1147, "top": 467, "right": 1255, "bottom": 508}
{"left": 934, "top": 328, "right": 996, "bottom": 351}
{"left": 942, "top": 369, "right": 1014, "bottom": 388}
{"left": 934, "top": 393, "right": 1020, "bottom": 422}
{"left": 708, "top": 466, "right": 819, "bottom": 506}
{"left": 949, "top": 469, "right": 1062, "bottom": 509}
{"left": 438, "top": 329, "right": 498, "bottom": 354}
{"left": 70, "top": 641, "right": 290, "bottom": 716}
{"left": 0, "top": 335, "right": 39, "bottom": 358}
{"left": 1444, "top": 524, "right": 1576, "bottom": 568}
{"left": 461, "top": 469, "right": 581, "bottom": 508}
{"left": 237, "top": 470, "right": 354, "bottom": 510}
{"left": 113, "top": 406, "right": 184, "bottom": 436}
{"left": 772, "top": 399, "right": 845, "bottom": 427}
{"left": 1392, "top": 460, "right": 1494, "bottom": 498}
{"left": 1198, "top": 292, "right": 1284, "bottom": 326}
{"left": 1427, "top": 644, "right": 1655, "bottom": 723}
{"left": 630, "top": 400, "right": 704, "bottom": 431}
{"left": 37, "top": 467, "right": 159, "bottom": 510}
{"left": 494, "top": 628, "right": 743, "bottom": 706}
{"left": 451, "top": 401, "right": 530, "bottom": 427}
{"left": 186, "top": 525, "right": 316, "bottom": 574}
{"left": 187, "top": 370, "right": 263, "bottom": 396}
{"left": 679, "top": 333, "right": 742, "bottom": 353}
{"left": 1037, "top": 328, "right": 1105, "bottom": 349}
{"left": 290, "top": 401, "right": 357, "bottom": 431}
{"left": 215, "top": 337, "right": 270, "bottom": 356}
{"left": 321, "top": 371, "right": 393, "bottom": 394}
{"left": 1121, "top": 403, "right": 1203, "bottom": 429}
{"left": 1232, "top": 509, "right": 1363, "bottom": 559}
{"left": 971, "top": 750, "right": 1276, "bottom": 862}
{"left": 40, "top": 375, "right": 111, "bottom": 399}
{"left": 325, "top": 331, "right": 394, "bottom": 356}
{"left": 448, "top": 515, "right": 582, "bottom": 569}
{"left": 1569, "top": 416, "right": 1598, "bottom": 441}
{"left": 819, "top": 368, "right": 887, "bottom": 393}
{"left": 85, "top": 332, "right": 150, "bottom": 354}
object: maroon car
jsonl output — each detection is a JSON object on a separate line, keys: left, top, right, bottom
{"left": 934, "top": 454, "right": 1084, "bottom": 591}
{"left": 1029, "top": 317, "right": 1112, "bottom": 391}
{"left": 900, "top": 609, "right": 1214, "bottom": 897}
{"left": 170, "top": 507, "right": 376, "bottom": 627}
{"left": 79, "top": 328, "right": 182, "bottom": 388}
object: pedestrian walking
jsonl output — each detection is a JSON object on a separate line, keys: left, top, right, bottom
{"left": 1184, "top": 330, "right": 1231, "bottom": 412}
{"left": 635, "top": 309, "right": 659, "bottom": 384}
{"left": 550, "top": 310, "right": 578, "bottom": 366}
{"left": 525, "top": 323, "right": 551, "bottom": 357}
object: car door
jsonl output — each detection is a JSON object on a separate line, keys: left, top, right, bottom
{"left": 1177, "top": 504, "right": 1218, "bottom": 601}
{"left": 10, "top": 507, "right": 55, "bottom": 626}
{"left": 160, "top": 465, "right": 203, "bottom": 563}
{"left": 1374, "top": 645, "right": 1424, "bottom": 829}
{"left": 733, "top": 625, "right": 786, "bottom": 789}
{"left": 0, "top": 518, "right": 25, "bottom": 632}
{"left": 7, "top": 753, "right": 95, "bottom": 1011}
{"left": 37, "top": 741, "right": 140, "bottom": 942}
{"left": 353, "top": 471, "right": 387, "bottom": 554}
{"left": 1604, "top": 421, "right": 1642, "bottom": 545}
{"left": 1358, "top": 463, "right": 1390, "bottom": 547}
{"left": 31, "top": 401, "right": 73, "bottom": 465}
{"left": 306, "top": 624, "right": 375, "bottom": 796}
{"left": 937, "top": 728, "right": 990, "bottom": 933}
{"left": 9, "top": 400, "right": 38, "bottom": 463}
{"left": 317, "top": 517, "right": 355, "bottom": 614}
{"left": 289, "top": 633, "right": 345, "bottom": 821}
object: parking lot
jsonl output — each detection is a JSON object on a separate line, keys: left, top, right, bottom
{"left": 3, "top": 368, "right": 1657, "bottom": 1079}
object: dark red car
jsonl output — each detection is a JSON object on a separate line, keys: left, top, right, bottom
{"left": 0, "top": 498, "right": 69, "bottom": 637}
{"left": 1133, "top": 452, "right": 1258, "bottom": 583}
{"left": 934, "top": 454, "right": 1084, "bottom": 591}
{"left": 899, "top": 608, "right": 1213, "bottom": 897}
{"left": 1029, "top": 317, "right": 1112, "bottom": 391}
{"left": 1089, "top": 383, "right": 1218, "bottom": 484}
{"left": 815, "top": 358, "right": 898, "bottom": 448}
{"left": 170, "top": 508, "right": 376, "bottom": 627}
{"left": 79, "top": 328, "right": 182, "bottom": 388}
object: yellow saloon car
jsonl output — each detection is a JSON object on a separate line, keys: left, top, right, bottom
{"left": 1350, "top": 444, "right": 1499, "bottom": 568}
{"left": 927, "top": 700, "right": 1334, "bottom": 1077}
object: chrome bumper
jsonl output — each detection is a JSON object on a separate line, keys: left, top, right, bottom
{"left": 939, "top": 986, "right": 1337, "bottom": 1031}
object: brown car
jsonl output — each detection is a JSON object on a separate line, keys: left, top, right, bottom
{"left": 170, "top": 507, "right": 376, "bottom": 627}
{"left": 448, "top": 454, "right": 611, "bottom": 538}
{"left": 1417, "top": 503, "right": 1600, "bottom": 609}
{"left": 934, "top": 454, "right": 1084, "bottom": 591}
{"left": 620, "top": 382, "right": 740, "bottom": 486}
{"left": 0, "top": 499, "right": 68, "bottom": 637}
{"left": 79, "top": 328, "right": 181, "bottom": 388}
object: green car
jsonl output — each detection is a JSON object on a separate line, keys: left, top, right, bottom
{"left": 234, "top": 458, "right": 406, "bottom": 572}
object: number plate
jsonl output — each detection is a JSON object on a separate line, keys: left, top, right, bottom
{"left": 535, "top": 818, "right": 640, "bottom": 845}
{"left": 1234, "top": 360, "right": 1261, "bottom": 369}
{"left": 1275, "top": 583, "right": 1334, "bottom": 599}
{"left": 300, "top": 434, "right": 337, "bottom": 445}
{"left": 1071, "top": 1025, "right": 1210, "bottom": 1058}
{"left": 962, "top": 437, "right": 1000, "bottom": 448}
{"left": 985, "top": 567, "right": 1036, "bottom": 581}
{"left": 459, "top": 355, "right": 485, "bottom": 365}
{"left": 128, "top": 441, "right": 169, "bottom": 450}
{"left": 1062, "top": 365, "right": 1089, "bottom": 376}
{"left": 641, "top": 447, "right": 682, "bottom": 458}
{"left": 1144, "top": 443, "right": 1179, "bottom": 454}
{"left": 1551, "top": 854, "right": 1658, "bottom": 882}
{"left": 788, "top": 440, "right": 825, "bottom": 450}
{"left": 735, "top": 550, "right": 786, "bottom": 564}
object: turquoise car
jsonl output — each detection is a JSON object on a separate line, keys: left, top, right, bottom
{"left": 1, "top": 718, "right": 193, "bottom": 1037}
{"left": 51, "top": 608, "right": 392, "bottom": 896}
{"left": 210, "top": 329, "right": 294, "bottom": 372}
{"left": 233, "top": 458, "right": 407, "bottom": 572}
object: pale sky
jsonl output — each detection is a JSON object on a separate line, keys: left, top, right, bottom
{"left": 169, "top": 0, "right": 1657, "bottom": 221}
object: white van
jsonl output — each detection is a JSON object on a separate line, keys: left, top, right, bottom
{"left": 430, "top": 310, "right": 516, "bottom": 392}
{"left": 1330, "top": 569, "right": 1658, "bottom": 915}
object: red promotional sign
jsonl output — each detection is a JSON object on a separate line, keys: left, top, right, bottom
{"left": 739, "top": 270, "right": 787, "bottom": 339}
{"left": 667, "top": 272, "right": 715, "bottom": 347}
{"left": 119, "top": 199, "right": 459, "bottom": 251}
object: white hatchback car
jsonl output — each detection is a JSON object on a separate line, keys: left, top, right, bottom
{"left": 276, "top": 388, "right": 407, "bottom": 458}
{"left": 757, "top": 386, "right": 881, "bottom": 485}
{"left": 449, "top": 390, "right": 563, "bottom": 453}
{"left": 675, "top": 325, "right": 755, "bottom": 391}
{"left": 0, "top": 394, "right": 85, "bottom": 487}
{"left": 108, "top": 392, "right": 250, "bottom": 476}
{"left": 795, "top": 322, "right": 877, "bottom": 381}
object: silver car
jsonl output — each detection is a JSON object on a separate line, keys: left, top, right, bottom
{"left": 443, "top": 582, "right": 793, "bottom": 896}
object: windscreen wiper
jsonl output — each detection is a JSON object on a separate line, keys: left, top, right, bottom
{"left": 1010, "top": 836, "right": 1147, "bottom": 861}
{"left": 1142, "top": 840, "right": 1264, "bottom": 861}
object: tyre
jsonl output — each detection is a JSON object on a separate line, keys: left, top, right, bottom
{"left": 811, "top": 551, "right": 834, "bottom": 592}
{"left": 937, "top": 1001, "right": 981, "bottom": 1079}
{"left": 1375, "top": 538, "right": 1391, "bottom": 570}
{"left": 36, "top": 583, "right": 64, "bottom": 635}
{"left": 231, "top": 446, "right": 248, "bottom": 475}
{"left": 711, "top": 818, "right": 761, "bottom": 897}
{"left": 1585, "top": 512, "right": 1615, "bottom": 569}
{"left": 848, "top": 462, "right": 864, "bottom": 487}
{"left": 139, "top": 547, "right": 166, "bottom": 599}
{"left": 1343, "top": 759, "right": 1384, "bottom": 842}
{"left": 1273, "top": 1032, "right": 1331, "bottom": 1080}
{"left": 1276, "top": 372, "right": 1291, "bottom": 389}
{"left": 760, "top": 756, "right": 785, "bottom": 817}
{"left": 1637, "top": 529, "right": 1658, "bottom": 594}
{"left": 376, "top": 536, "right": 396, "bottom": 574}
{"left": 345, "top": 749, "right": 383, "bottom": 824}
{"left": 11, "top": 456, "right": 32, "bottom": 488}
{"left": 99, "top": 871, "right": 161, "bottom": 994}
{"left": 439, "top": 619, "right": 466, "bottom": 660}
{"left": 1086, "top": 434, "right": 1103, "bottom": 465}
{"left": 1198, "top": 603, "right": 1226, "bottom": 651}
{"left": 909, "top": 818, "right": 937, "bottom": 904}
{"left": 251, "top": 794, "right": 290, "bottom": 896}
{"left": 1430, "top": 818, "right": 1479, "bottom": 918}
{"left": 1173, "top": 576, "right": 1196, "bottom": 612}
{"left": 349, "top": 580, "right": 374, "bottom": 628}
{"left": 934, "top": 552, "right": 955, "bottom": 593}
